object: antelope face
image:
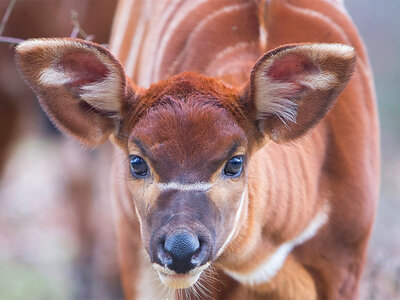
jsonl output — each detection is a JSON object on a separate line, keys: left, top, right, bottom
{"left": 124, "top": 75, "right": 249, "bottom": 288}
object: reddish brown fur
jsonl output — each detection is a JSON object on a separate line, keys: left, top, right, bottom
{"left": 122, "top": 73, "right": 246, "bottom": 135}
{"left": 15, "top": 0, "right": 379, "bottom": 299}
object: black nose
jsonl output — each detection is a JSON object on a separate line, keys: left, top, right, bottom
{"left": 158, "top": 231, "right": 205, "bottom": 274}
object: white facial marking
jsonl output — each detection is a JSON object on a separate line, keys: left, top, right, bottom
{"left": 133, "top": 200, "right": 144, "bottom": 236}
{"left": 153, "top": 262, "right": 210, "bottom": 276}
{"left": 216, "top": 188, "right": 247, "bottom": 257}
{"left": 157, "top": 181, "right": 212, "bottom": 192}
{"left": 224, "top": 203, "right": 330, "bottom": 285}
{"left": 153, "top": 262, "right": 210, "bottom": 289}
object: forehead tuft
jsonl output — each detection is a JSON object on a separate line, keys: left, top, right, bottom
{"left": 128, "top": 74, "right": 247, "bottom": 183}
{"left": 126, "top": 72, "right": 247, "bottom": 129}
{"left": 146, "top": 72, "right": 234, "bottom": 101}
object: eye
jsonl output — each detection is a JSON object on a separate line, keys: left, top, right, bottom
{"left": 223, "top": 156, "right": 244, "bottom": 178}
{"left": 129, "top": 155, "right": 149, "bottom": 179}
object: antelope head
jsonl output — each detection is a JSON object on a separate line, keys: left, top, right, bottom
{"left": 15, "top": 38, "right": 355, "bottom": 289}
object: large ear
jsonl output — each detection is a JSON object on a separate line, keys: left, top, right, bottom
{"left": 248, "top": 43, "right": 356, "bottom": 143}
{"left": 15, "top": 38, "right": 131, "bottom": 147}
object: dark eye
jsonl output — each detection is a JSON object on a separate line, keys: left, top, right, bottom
{"left": 129, "top": 155, "right": 149, "bottom": 179}
{"left": 223, "top": 156, "right": 244, "bottom": 178}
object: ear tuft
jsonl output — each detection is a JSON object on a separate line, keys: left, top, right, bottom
{"left": 250, "top": 43, "right": 356, "bottom": 142}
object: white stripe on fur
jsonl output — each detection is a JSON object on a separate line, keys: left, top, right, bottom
{"left": 158, "top": 181, "right": 212, "bottom": 192}
{"left": 224, "top": 203, "right": 330, "bottom": 286}
{"left": 109, "top": 0, "right": 135, "bottom": 56}
{"left": 153, "top": 0, "right": 206, "bottom": 82}
{"left": 259, "top": 25, "right": 267, "bottom": 50}
{"left": 139, "top": 0, "right": 180, "bottom": 86}
{"left": 205, "top": 42, "right": 252, "bottom": 77}
{"left": 216, "top": 188, "right": 247, "bottom": 257}
{"left": 125, "top": 0, "right": 151, "bottom": 78}
{"left": 167, "top": 2, "right": 252, "bottom": 84}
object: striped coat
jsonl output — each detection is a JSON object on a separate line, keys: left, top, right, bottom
{"left": 109, "top": 0, "right": 379, "bottom": 299}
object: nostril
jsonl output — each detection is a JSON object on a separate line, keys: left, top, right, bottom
{"left": 157, "top": 237, "right": 172, "bottom": 267}
{"left": 191, "top": 238, "right": 208, "bottom": 265}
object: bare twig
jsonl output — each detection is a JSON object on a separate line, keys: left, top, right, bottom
{"left": 69, "top": 10, "right": 109, "bottom": 47}
{"left": 0, "top": 0, "right": 17, "bottom": 36}
{"left": 70, "top": 28, "right": 79, "bottom": 39}
{"left": 70, "top": 10, "right": 94, "bottom": 41}
{"left": 0, "top": 0, "right": 21, "bottom": 46}
{"left": 0, "top": 36, "right": 23, "bottom": 44}
{"left": 0, "top": 5, "right": 109, "bottom": 48}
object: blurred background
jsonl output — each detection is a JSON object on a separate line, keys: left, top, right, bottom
{"left": 0, "top": 1, "right": 122, "bottom": 299}
{"left": 346, "top": 1, "right": 400, "bottom": 299}
{"left": 0, "top": 0, "right": 399, "bottom": 299}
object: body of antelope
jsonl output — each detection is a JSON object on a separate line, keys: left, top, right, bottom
{"left": 16, "top": 0, "right": 379, "bottom": 299}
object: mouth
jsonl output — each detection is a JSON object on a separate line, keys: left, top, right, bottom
{"left": 153, "top": 263, "right": 210, "bottom": 289}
